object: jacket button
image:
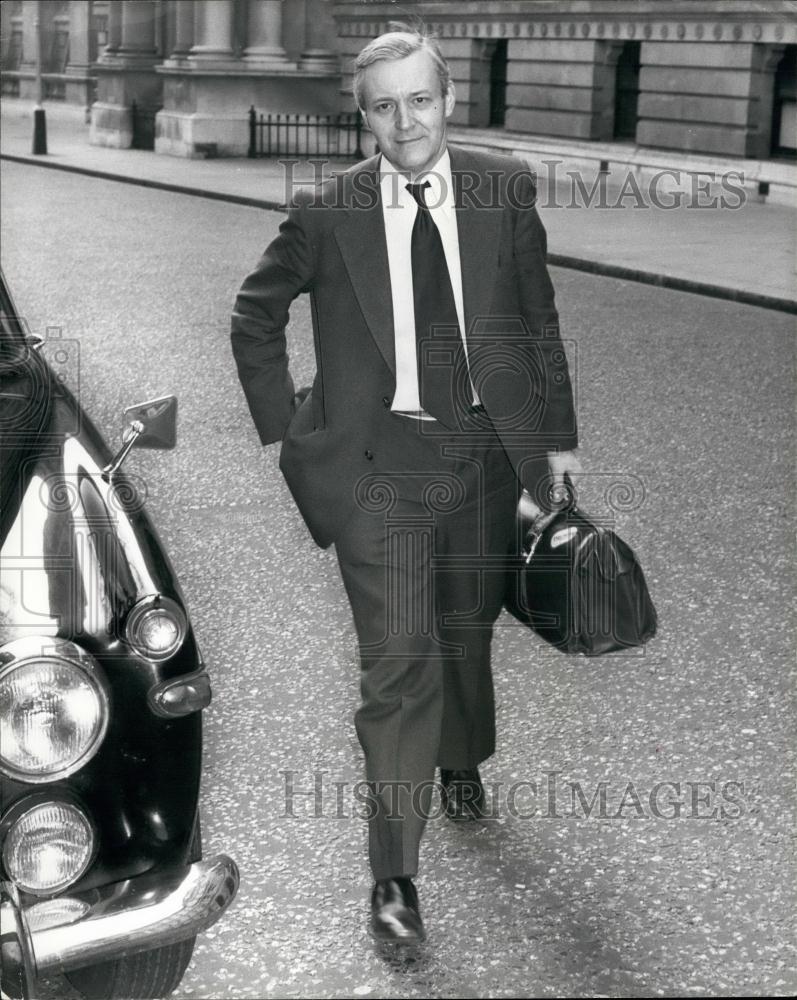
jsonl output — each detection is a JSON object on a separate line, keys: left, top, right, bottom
{"left": 364, "top": 450, "right": 374, "bottom": 460}
{"left": 382, "top": 396, "right": 391, "bottom": 408}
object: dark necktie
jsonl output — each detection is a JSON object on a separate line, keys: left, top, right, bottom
{"left": 406, "top": 180, "right": 468, "bottom": 428}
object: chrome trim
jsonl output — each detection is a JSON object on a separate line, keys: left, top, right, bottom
{"left": 124, "top": 595, "right": 187, "bottom": 662}
{"left": 0, "top": 883, "right": 36, "bottom": 999}
{"left": 147, "top": 668, "right": 212, "bottom": 718}
{"left": 5, "top": 855, "right": 238, "bottom": 978}
{"left": 0, "top": 638, "right": 110, "bottom": 784}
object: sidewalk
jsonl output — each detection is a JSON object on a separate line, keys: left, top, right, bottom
{"left": 2, "top": 99, "right": 795, "bottom": 312}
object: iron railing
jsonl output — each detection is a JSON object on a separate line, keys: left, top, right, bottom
{"left": 248, "top": 108, "right": 364, "bottom": 159}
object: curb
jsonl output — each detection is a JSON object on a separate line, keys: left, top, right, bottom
{"left": 545, "top": 254, "right": 797, "bottom": 315}
{"left": 0, "top": 152, "right": 285, "bottom": 212}
{"left": 3, "top": 151, "right": 795, "bottom": 315}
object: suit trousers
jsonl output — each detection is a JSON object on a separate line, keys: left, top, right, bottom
{"left": 334, "top": 408, "right": 520, "bottom": 880}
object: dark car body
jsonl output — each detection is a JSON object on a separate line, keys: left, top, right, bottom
{"left": 0, "top": 271, "right": 238, "bottom": 999}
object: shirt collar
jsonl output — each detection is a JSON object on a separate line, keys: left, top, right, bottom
{"left": 379, "top": 148, "right": 454, "bottom": 215}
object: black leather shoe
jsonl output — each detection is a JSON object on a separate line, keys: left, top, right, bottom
{"left": 370, "top": 877, "right": 425, "bottom": 944}
{"left": 439, "top": 767, "right": 486, "bottom": 820}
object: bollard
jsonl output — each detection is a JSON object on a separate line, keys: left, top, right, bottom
{"left": 32, "top": 106, "right": 47, "bottom": 155}
{"left": 248, "top": 106, "right": 257, "bottom": 158}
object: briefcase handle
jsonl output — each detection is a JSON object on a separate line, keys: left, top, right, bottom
{"left": 519, "top": 473, "right": 577, "bottom": 563}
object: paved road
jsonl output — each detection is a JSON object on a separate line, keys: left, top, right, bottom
{"left": 1, "top": 160, "right": 795, "bottom": 999}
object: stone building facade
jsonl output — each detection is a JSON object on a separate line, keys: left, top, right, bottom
{"left": 335, "top": 0, "right": 796, "bottom": 161}
{"left": 95, "top": 0, "right": 341, "bottom": 155}
{"left": 1, "top": 1, "right": 795, "bottom": 162}
{"left": 0, "top": 0, "right": 105, "bottom": 107}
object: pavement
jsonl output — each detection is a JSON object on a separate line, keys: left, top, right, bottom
{"left": 1, "top": 97, "right": 795, "bottom": 313}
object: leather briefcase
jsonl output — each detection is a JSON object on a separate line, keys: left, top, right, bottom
{"left": 505, "top": 490, "right": 658, "bottom": 656}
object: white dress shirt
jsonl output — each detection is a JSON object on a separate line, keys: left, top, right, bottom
{"left": 379, "top": 148, "right": 475, "bottom": 416}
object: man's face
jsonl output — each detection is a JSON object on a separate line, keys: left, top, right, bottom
{"left": 360, "top": 48, "right": 455, "bottom": 179}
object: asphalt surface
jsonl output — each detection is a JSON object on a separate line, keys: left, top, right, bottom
{"left": 1, "top": 159, "right": 795, "bottom": 999}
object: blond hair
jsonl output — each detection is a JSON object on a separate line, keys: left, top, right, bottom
{"left": 353, "top": 21, "right": 451, "bottom": 109}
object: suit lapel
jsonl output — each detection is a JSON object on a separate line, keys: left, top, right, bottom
{"left": 449, "top": 145, "right": 503, "bottom": 337}
{"left": 333, "top": 160, "right": 396, "bottom": 374}
{"left": 331, "top": 146, "right": 503, "bottom": 374}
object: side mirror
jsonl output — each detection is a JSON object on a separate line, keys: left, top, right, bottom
{"left": 123, "top": 395, "right": 178, "bottom": 450}
{"left": 103, "top": 395, "right": 178, "bottom": 479}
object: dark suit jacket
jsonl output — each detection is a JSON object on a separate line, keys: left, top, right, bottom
{"left": 231, "top": 145, "right": 578, "bottom": 549}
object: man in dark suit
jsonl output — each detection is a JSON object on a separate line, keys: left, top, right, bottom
{"left": 231, "top": 24, "right": 580, "bottom": 944}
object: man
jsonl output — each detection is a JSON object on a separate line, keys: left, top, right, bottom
{"left": 231, "top": 24, "right": 580, "bottom": 944}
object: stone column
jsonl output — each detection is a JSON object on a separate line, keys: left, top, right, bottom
{"left": 106, "top": 0, "right": 123, "bottom": 55}
{"left": 64, "top": 0, "right": 95, "bottom": 108}
{"left": 0, "top": 4, "right": 13, "bottom": 63}
{"left": 91, "top": 0, "right": 161, "bottom": 148}
{"left": 243, "top": 0, "right": 289, "bottom": 64}
{"left": 190, "top": 0, "right": 234, "bottom": 60}
{"left": 19, "top": 0, "right": 39, "bottom": 75}
{"left": 66, "top": 1, "right": 91, "bottom": 73}
{"left": 119, "top": 0, "right": 158, "bottom": 59}
{"left": 18, "top": 0, "right": 56, "bottom": 101}
{"left": 299, "top": 0, "right": 339, "bottom": 72}
{"left": 170, "top": 0, "right": 194, "bottom": 58}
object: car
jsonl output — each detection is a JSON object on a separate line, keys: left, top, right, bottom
{"left": 0, "top": 269, "right": 239, "bottom": 1000}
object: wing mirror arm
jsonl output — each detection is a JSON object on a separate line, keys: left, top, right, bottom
{"left": 102, "top": 395, "right": 178, "bottom": 481}
{"left": 103, "top": 420, "right": 146, "bottom": 480}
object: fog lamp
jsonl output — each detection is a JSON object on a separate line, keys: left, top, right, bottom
{"left": 3, "top": 801, "right": 95, "bottom": 895}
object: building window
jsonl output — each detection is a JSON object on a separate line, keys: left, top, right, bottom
{"left": 47, "top": 19, "right": 71, "bottom": 74}
{"left": 1, "top": 27, "right": 23, "bottom": 71}
{"left": 614, "top": 40, "right": 641, "bottom": 141}
{"left": 490, "top": 39, "right": 508, "bottom": 127}
{"left": 771, "top": 45, "right": 796, "bottom": 157}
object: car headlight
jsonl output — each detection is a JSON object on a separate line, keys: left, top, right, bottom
{"left": 2, "top": 800, "right": 95, "bottom": 895}
{"left": 0, "top": 638, "right": 109, "bottom": 783}
{"left": 125, "top": 595, "right": 187, "bottom": 661}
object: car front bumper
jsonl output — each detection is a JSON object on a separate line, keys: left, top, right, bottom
{"left": 0, "top": 854, "right": 239, "bottom": 995}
